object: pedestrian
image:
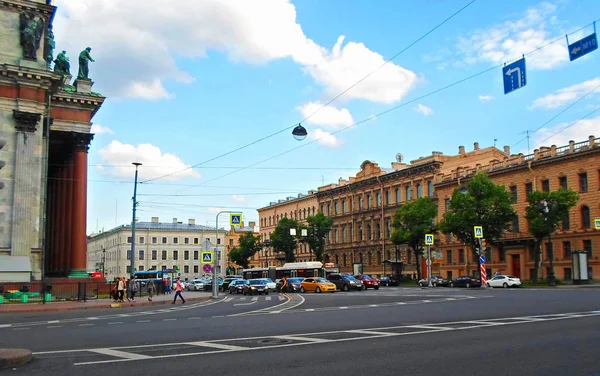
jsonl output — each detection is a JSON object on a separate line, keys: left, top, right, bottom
{"left": 147, "top": 279, "right": 155, "bottom": 302}
{"left": 280, "top": 276, "right": 288, "bottom": 293}
{"left": 117, "top": 277, "right": 125, "bottom": 302}
{"left": 129, "top": 277, "right": 139, "bottom": 302}
{"left": 172, "top": 277, "right": 186, "bottom": 304}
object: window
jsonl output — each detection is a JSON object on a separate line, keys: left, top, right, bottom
{"left": 139, "top": 237, "right": 144, "bottom": 244}
{"left": 445, "top": 198, "right": 450, "bottom": 212}
{"left": 127, "top": 236, "right": 132, "bottom": 243}
{"left": 563, "top": 241, "right": 572, "bottom": 259}
{"left": 193, "top": 265, "right": 199, "bottom": 274}
{"left": 541, "top": 179, "right": 550, "bottom": 193}
{"left": 559, "top": 176, "right": 568, "bottom": 189}
{"left": 162, "top": 237, "right": 167, "bottom": 244}
{"left": 173, "top": 250, "right": 179, "bottom": 260}
{"left": 161, "top": 265, "right": 167, "bottom": 271}
{"left": 127, "top": 250, "right": 131, "bottom": 260}
{"left": 194, "top": 238, "right": 199, "bottom": 244}
{"left": 184, "top": 265, "right": 189, "bottom": 274}
{"left": 376, "top": 193, "right": 381, "bottom": 207}
{"left": 396, "top": 188, "right": 401, "bottom": 203}
{"left": 385, "top": 191, "right": 390, "bottom": 205}
{"left": 458, "top": 249, "right": 465, "bottom": 263}
{"left": 581, "top": 206, "right": 591, "bottom": 228}
{"left": 386, "top": 220, "right": 391, "bottom": 238}
{"left": 126, "top": 266, "right": 131, "bottom": 274}
{"left": 583, "top": 240, "right": 592, "bottom": 258}
{"left": 564, "top": 268, "right": 572, "bottom": 281}
{"left": 138, "top": 265, "right": 144, "bottom": 271}
{"left": 510, "top": 185, "right": 518, "bottom": 203}
{"left": 217, "top": 239, "right": 221, "bottom": 245}
{"left": 342, "top": 200, "right": 347, "bottom": 213}
{"left": 327, "top": 204, "right": 331, "bottom": 215}
{"left": 320, "top": 204, "right": 325, "bottom": 214}
{"left": 579, "top": 172, "right": 588, "bottom": 192}
{"left": 417, "top": 184, "right": 422, "bottom": 198}
{"left": 499, "top": 247, "right": 506, "bottom": 262}
{"left": 446, "top": 250, "right": 453, "bottom": 264}
{"left": 173, "top": 237, "right": 179, "bottom": 244}
{"left": 335, "top": 201, "right": 339, "bottom": 214}
{"left": 525, "top": 183, "right": 533, "bottom": 200}
{"left": 376, "top": 223, "right": 381, "bottom": 239}
{"left": 562, "top": 211, "right": 571, "bottom": 230}
{"left": 366, "top": 194, "right": 371, "bottom": 208}
{"left": 194, "top": 251, "right": 199, "bottom": 260}
{"left": 447, "top": 271, "right": 453, "bottom": 280}
{"left": 139, "top": 250, "right": 145, "bottom": 260}
{"left": 151, "top": 250, "right": 157, "bottom": 260}
{"left": 162, "top": 250, "right": 167, "bottom": 260}
{"left": 358, "top": 225, "right": 363, "bottom": 240}
{"left": 184, "top": 251, "right": 190, "bottom": 260}
{"left": 511, "top": 215, "right": 520, "bottom": 233}
{"left": 185, "top": 238, "right": 189, "bottom": 244}
{"left": 152, "top": 237, "right": 157, "bottom": 244}
{"left": 406, "top": 186, "right": 412, "bottom": 201}
{"left": 367, "top": 224, "right": 372, "bottom": 240}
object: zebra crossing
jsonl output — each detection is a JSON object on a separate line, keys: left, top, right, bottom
{"left": 223, "top": 295, "right": 280, "bottom": 303}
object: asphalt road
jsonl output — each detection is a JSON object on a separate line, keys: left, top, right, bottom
{"left": 2, "top": 287, "right": 599, "bottom": 375}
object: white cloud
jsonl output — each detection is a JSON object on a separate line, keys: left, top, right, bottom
{"left": 232, "top": 195, "right": 247, "bottom": 202}
{"left": 97, "top": 140, "right": 201, "bottom": 181}
{"left": 310, "top": 128, "right": 342, "bottom": 148}
{"left": 457, "top": 3, "right": 567, "bottom": 70}
{"left": 529, "top": 77, "right": 600, "bottom": 109}
{"left": 530, "top": 115, "right": 600, "bottom": 149}
{"left": 90, "top": 124, "right": 114, "bottom": 134}
{"left": 53, "top": 0, "right": 419, "bottom": 102}
{"left": 297, "top": 102, "right": 353, "bottom": 128}
{"left": 415, "top": 103, "right": 433, "bottom": 116}
{"left": 478, "top": 95, "right": 495, "bottom": 103}
{"left": 207, "top": 207, "right": 224, "bottom": 214}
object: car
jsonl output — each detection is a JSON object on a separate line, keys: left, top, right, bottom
{"left": 276, "top": 277, "right": 304, "bottom": 292}
{"left": 260, "top": 278, "right": 277, "bottom": 291}
{"left": 300, "top": 277, "right": 337, "bottom": 293}
{"left": 221, "top": 276, "right": 243, "bottom": 292}
{"left": 354, "top": 274, "right": 380, "bottom": 290}
{"left": 228, "top": 279, "right": 247, "bottom": 294}
{"left": 417, "top": 276, "right": 447, "bottom": 287}
{"left": 379, "top": 275, "right": 399, "bottom": 287}
{"left": 486, "top": 275, "right": 521, "bottom": 288}
{"left": 243, "top": 279, "right": 270, "bottom": 295}
{"left": 187, "top": 279, "right": 205, "bottom": 291}
{"left": 449, "top": 276, "right": 482, "bottom": 288}
{"left": 326, "top": 273, "right": 363, "bottom": 291}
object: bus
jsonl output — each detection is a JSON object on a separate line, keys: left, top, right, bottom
{"left": 242, "top": 262, "right": 340, "bottom": 280}
{"left": 134, "top": 269, "right": 176, "bottom": 284}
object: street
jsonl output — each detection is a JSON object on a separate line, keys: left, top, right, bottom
{"left": 1, "top": 287, "right": 599, "bottom": 375}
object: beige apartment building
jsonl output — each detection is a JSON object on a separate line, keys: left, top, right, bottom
{"left": 87, "top": 217, "right": 226, "bottom": 281}
{"left": 256, "top": 192, "right": 319, "bottom": 267}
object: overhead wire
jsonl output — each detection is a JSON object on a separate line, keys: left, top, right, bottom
{"left": 531, "top": 107, "right": 600, "bottom": 149}
{"left": 139, "top": 0, "right": 479, "bottom": 184}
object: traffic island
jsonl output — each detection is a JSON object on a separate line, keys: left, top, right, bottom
{"left": 0, "top": 349, "right": 32, "bottom": 369}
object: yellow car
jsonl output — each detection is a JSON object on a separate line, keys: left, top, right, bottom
{"left": 300, "top": 277, "right": 337, "bottom": 293}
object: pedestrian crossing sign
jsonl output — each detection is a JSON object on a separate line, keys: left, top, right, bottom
{"left": 201, "top": 252, "right": 213, "bottom": 264}
{"left": 474, "top": 226, "right": 483, "bottom": 239}
{"left": 425, "top": 234, "right": 434, "bottom": 245}
{"left": 595, "top": 218, "right": 600, "bottom": 230}
{"left": 230, "top": 213, "right": 242, "bottom": 226}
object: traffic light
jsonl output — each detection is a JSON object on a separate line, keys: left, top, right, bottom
{"left": 0, "top": 137, "right": 5, "bottom": 190}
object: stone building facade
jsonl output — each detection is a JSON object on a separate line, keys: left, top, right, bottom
{"left": 434, "top": 136, "right": 599, "bottom": 282}
{"left": 86, "top": 217, "right": 226, "bottom": 281}
{"left": 256, "top": 192, "right": 319, "bottom": 267}
{"left": 0, "top": 0, "right": 104, "bottom": 280}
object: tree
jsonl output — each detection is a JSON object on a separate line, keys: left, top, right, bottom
{"left": 525, "top": 189, "right": 579, "bottom": 285}
{"left": 438, "top": 172, "right": 516, "bottom": 281}
{"left": 305, "top": 212, "right": 333, "bottom": 262}
{"left": 270, "top": 217, "right": 302, "bottom": 263}
{"left": 227, "top": 232, "right": 262, "bottom": 269}
{"left": 391, "top": 197, "right": 438, "bottom": 280}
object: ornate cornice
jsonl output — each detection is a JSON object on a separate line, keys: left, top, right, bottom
{"left": 13, "top": 110, "right": 41, "bottom": 132}
{"left": 71, "top": 132, "right": 94, "bottom": 152}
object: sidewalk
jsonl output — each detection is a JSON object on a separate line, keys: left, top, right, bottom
{"left": 0, "top": 292, "right": 214, "bottom": 314}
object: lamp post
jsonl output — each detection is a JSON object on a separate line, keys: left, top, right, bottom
{"left": 292, "top": 123, "right": 307, "bottom": 141}
{"left": 539, "top": 199, "right": 557, "bottom": 286}
{"left": 101, "top": 247, "right": 106, "bottom": 279}
{"left": 130, "top": 162, "right": 142, "bottom": 278}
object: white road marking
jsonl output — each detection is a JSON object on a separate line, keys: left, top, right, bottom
{"left": 421, "top": 300, "right": 432, "bottom": 303}
{"left": 78, "top": 324, "right": 94, "bottom": 327}
{"left": 228, "top": 294, "right": 292, "bottom": 317}
{"left": 212, "top": 315, "right": 225, "bottom": 318}
{"left": 90, "top": 349, "right": 151, "bottom": 360}
{"left": 0, "top": 324, "right": 12, "bottom": 328}
{"left": 369, "top": 304, "right": 379, "bottom": 307}
{"left": 12, "top": 328, "right": 30, "bottom": 330}
{"left": 339, "top": 306, "right": 348, "bottom": 309}
{"left": 47, "top": 320, "right": 60, "bottom": 324}
{"left": 163, "top": 318, "right": 177, "bottom": 321}
{"left": 305, "top": 309, "right": 315, "bottom": 312}
{"left": 136, "top": 320, "right": 150, "bottom": 323}
{"left": 59, "top": 310, "right": 600, "bottom": 366}
{"left": 87, "top": 317, "right": 98, "bottom": 320}
{"left": 265, "top": 296, "right": 272, "bottom": 301}
{"left": 188, "top": 317, "right": 202, "bottom": 320}
{"left": 233, "top": 301, "right": 257, "bottom": 306}
{"left": 251, "top": 297, "right": 258, "bottom": 301}
{"left": 108, "top": 322, "right": 123, "bottom": 325}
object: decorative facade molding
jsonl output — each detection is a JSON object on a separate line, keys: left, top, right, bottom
{"left": 13, "top": 110, "right": 41, "bottom": 133}
{"left": 71, "top": 132, "right": 94, "bottom": 152}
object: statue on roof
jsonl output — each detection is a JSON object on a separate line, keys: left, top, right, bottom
{"left": 53, "top": 50, "right": 70, "bottom": 75}
{"left": 77, "top": 47, "right": 95, "bottom": 80}
{"left": 19, "top": 12, "right": 45, "bottom": 59}
{"left": 44, "top": 24, "right": 55, "bottom": 69}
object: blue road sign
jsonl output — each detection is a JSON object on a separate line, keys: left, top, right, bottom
{"left": 479, "top": 255, "right": 486, "bottom": 264}
{"left": 503, "top": 57, "right": 527, "bottom": 95}
{"left": 230, "top": 213, "right": 242, "bottom": 226}
{"left": 569, "top": 33, "right": 598, "bottom": 61}
{"left": 201, "top": 252, "right": 213, "bottom": 264}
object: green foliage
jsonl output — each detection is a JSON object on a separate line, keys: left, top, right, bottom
{"left": 270, "top": 217, "right": 302, "bottom": 263}
{"left": 525, "top": 188, "right": 579, "bottom": 283}
{"left": 305, "top": 212, "right": 333, "bottom": 262}
{"left": 227, "top": 232, "right": 262, "bottom": 269}
{"left": 391, "top": 197, "right": 438, "bottom": 279}
{"left": 438, "top": 172, "right": 516, "bottom": 250}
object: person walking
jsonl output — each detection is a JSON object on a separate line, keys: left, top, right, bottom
{"left": 280, "top": 276, "right": 289, "bottom": 294}
{"left": 172, "top": 277, "right": 186, "bottom": 304}
{"left": 147, "top": 279, "right": 156, "bottom": 302}
{"left": 128, "top": 277, "right": 139, "bottom": 302}
{"left": 117, "top": 277, "right": 125, "bottom": 302}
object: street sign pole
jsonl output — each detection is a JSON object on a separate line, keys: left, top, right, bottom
{"left": 214, "top": 211, "right": 243, "bottom": 299}
{"left": 427, "top": 245, "right": 432, "bottom": 288}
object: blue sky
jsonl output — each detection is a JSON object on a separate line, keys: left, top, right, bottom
{"left": 50, "top": 0, "right": 600, "bottom": 234}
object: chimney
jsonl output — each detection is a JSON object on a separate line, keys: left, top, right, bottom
{"left": 188, "top": 219, "right": 195, "bottom": 225}
{"left": 503, "top": 145, "right": 510, "bottom": 155}
{"left": 474, "top": 142, "right": 479, "bottom": 151}
{"left": 458, "top": 145, "right": 466, "bottom": 156}
{"left": 151, "top": 217, "right": 159, "bottom": 223}
{"left": 172, "top": 218, "right": 177, "bottom": 224}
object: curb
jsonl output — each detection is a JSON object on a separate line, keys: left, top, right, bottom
{"left": 0, "top": 349, "right": 32, "bottom": 369}
{"left": 0, "top": 296, "right": 212, "bottom": 314}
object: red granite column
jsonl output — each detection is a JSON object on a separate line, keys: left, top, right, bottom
{"left": 64, "top": 157, "right": 74, "bottom": 275}
{"left": 55, "top": 165, "right": 66, "bottom": 275}
{"left": 69, "top": 133, "right": 93, "bottom": 278}
{"left": 46, "top": 176, "right": 56, "bottom": 274}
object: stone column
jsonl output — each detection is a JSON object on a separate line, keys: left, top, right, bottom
{"left": 64, "top": 156, "right": 74, "bottom": 274}
{"left": 68, "top": 132, "right": 93, "bottom": 278}
{"left": 51, "top": 168, "right": 61, "bottom": 274}
{"left": 45, "top": 177, "right": 55, "bottom": 273}
{"left": 10, "top": 110, "right": 42, "bottom": 257}
{"left": 57, "top": 165, "right": 67, "bottom": 275}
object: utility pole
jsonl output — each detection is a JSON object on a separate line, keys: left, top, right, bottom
{"left": 520, "top": 130, "right": 533, "bottom": 154}
{"left": 130, "top": 162, "right": 142, "bottom": 278}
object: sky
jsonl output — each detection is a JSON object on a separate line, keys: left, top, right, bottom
{"left": 49, "top": 0, "right": 600, "bottom": 234}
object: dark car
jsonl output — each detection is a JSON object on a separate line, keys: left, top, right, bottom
{"left": 221, "top": 276, "right": 243, "bottom": 292}
{"left": 354, "top": 274, "right": 380, "bottom": 290}
{"left": 417, "top": 276, "right": 448, "bottom": 287}
{"left": 276, "top": 277, "right": 304, "bottom": 292}
{"left": 327, "top": 273, "right": 363, "bottom": 291}
{"left": 243, "top": 279, "right": 270, "bottom": 295}
{"left": 450, "top": 276, "right": 482, "bottom": 288}
{"left": 228, "top": 279, "right": 246, "bottom": 294}
{"left": 379, "top": 275, "right": 399, "bottom": 286}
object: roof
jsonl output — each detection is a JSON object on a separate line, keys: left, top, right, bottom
{"left": 233, "top": 226, "right": 256, "bottom": 232}
{"left": 0, "top": 256, "right": 32, "bottom": 272}
{"left": 88, "top": 221, "right": 223, "bottom": 239}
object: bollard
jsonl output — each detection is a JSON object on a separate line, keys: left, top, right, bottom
{"left": 45, "top": 293, "right": 52, "bottom": 302}
{"left": 20, "top": 294, "right": 28, "bottom": 303}
{"left": 0, "top": 295, "right": 4, "bottom": 304}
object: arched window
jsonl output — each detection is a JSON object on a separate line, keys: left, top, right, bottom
{"left": 367, "top": 224, "right": 372, "bottom": 240}
{"left": 396, "top": 188, "right": 401, "bottom": 203}
{"left": 366, "top": 194, "right": 371, "bottom": 208}
{"left": 385, "top": 190, "right": 390, "bottom": 205}
{"left": 335, "top": 254, "right": 339, "bottom": 265}
{"left": 376, "top": 192, "right": 381, "bottom": 207}
{"left": 367, "top": 252, "right": 372, "bottom": 266}
{"left": 342, "top": 200, "right": 347, "bottom": 213}
{"left": 376, "top": 251, "right": 381, "bottom": 265}
{"left": 581, "top": 205, "right": 591, "bottom": 228}
{"left": 376, "top": 223, "right": 381, "bottom": 239}
{"left": 359, "top": 196, "right": 364, "bottom": 209}
{"left": 358, "top": 225, "right": 363, "bottom": 240}
{"left": 406, "top": 186, "right": 412, "bottom": 201}
{"left": 324, "top": 254, "right": 330, "bottom": 263}
{"left": 417, "top": 183, "right": 422, "bottom": 198}
{"left": 343, "top": 254, "right": 347, "bottom": 266}
{"left": 428, "top": 181, "right": 434, "bottom": 196}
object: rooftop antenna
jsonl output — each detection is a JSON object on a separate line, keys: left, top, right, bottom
{"left": 519, "top": 130, "right": 533, "bottom": 154}
{"left": 493, "top": 138, "right": 497, "bottom": 148}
